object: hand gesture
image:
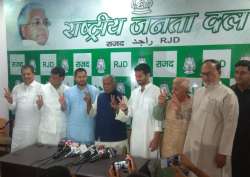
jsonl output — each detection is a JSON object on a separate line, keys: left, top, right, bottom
{"left": 158, "top": 89, "right": 167, "bottom": 107}
{"left": 59, "top": 95, "right": 65, "bottom": 106}
{"left": 171, "top": 93, "right": 181, "bottom": 112}
{"left": 83, "top": 91, "right": 92, "bottom": 106}
{"left": 215, "top": 153, "right": 226, "bottom": 168}
{"left": 179, "top": 154, "right": 195, "bottom": 170}
{"left": 108, "top": 164, "right": 120, "bottom": 177}
{"left": 126, "top": 154, "right": 137, "bottom": 173}
{"left": 117, "top": 96, "right": 128, "bottom": 112}
{"left": 149, "top": 132, "right": 161, "bottom": 152}
{"left": 36, "top": 95, "right": 43, "bottom": 109}
{"left": 110, "top": 95, "right": 118, "bottom": 110}
{"left": 3, "top": 88, "right": 13, "bottom": 104}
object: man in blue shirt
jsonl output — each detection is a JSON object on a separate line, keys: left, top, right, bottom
{"left": 89, "top": 75, "right": 128, "bottom": 154}
{"left": 63, "top": 68, "right": 99, "bottom": 144}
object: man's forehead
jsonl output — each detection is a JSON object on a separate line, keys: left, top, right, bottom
{"left": 236, "top": 66, "right": 249, "bottom": 71}
{"left": 29, "top": 9, "right": 45, "bottom": 19}
{"left": 202, "top": 62, "right": 216, "bottom": 71}
{"left": 22, "top": 68, "right": 33, "bottom": 73}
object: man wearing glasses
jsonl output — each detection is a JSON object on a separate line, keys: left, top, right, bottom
{"left": 18, "top": 2, "right": 50, "bottom": 46}
{"left": 184, "top": 59, "right": 239, "bottom": 177}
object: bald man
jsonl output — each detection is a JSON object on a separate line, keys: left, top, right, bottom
{"left": 184, "top": 59, "right": 239, "bottom": 177}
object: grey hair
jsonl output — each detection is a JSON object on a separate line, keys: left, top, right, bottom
{"left": 102, "top": 75, "right": 116, "bottom": 83}
{"left": 17, "top": 2, "right": 45, "bottom": 39}
{"left": 173, "top": 78, "right": 190, "bottom": 91}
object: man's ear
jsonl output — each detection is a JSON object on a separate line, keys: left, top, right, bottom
{"left": 20, "top": 25, "right": 28, "bottom": 39}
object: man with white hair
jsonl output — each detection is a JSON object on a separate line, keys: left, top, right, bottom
{"left": 153, "top": 78, "right": 192, "bottom": 157}
{"left": 18, "top": 2, "right": 50, "bottom": 46}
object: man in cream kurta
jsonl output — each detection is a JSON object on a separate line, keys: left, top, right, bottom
{"left": 117, "top": 63, "right": 162, "bottom": 159}
{"left": 4, "top": 65, "right": 42, "bottom": 152}
{"left": 38, "top": 67, "right": 68, "bottom": 145}
{"left": 184, "top": 60, "right": 239, "bottom": 177}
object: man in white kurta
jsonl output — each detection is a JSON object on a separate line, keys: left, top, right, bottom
{"left": 4, "top": 65, "right": 42, "bottom": 152}
{"left": 184, "top": 60, "right": 239, "bottom": 177}
{"left": 117, "top": 63, "right": 162, "bottom": 159}
{"left": 38, "top": 67, "right": 68, "bottom": 145}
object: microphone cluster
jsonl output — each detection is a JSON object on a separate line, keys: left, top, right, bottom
{"left": 51, "top": 139, "right": 117, "bottom": 165}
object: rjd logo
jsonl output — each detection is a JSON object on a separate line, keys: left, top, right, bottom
{"left": 156, "top": 60, "right": 174, "bottom": 67}
{"left": 131, "top": 0, "right": 153, "bottom": 14}
{"left": 219, "top": 59, "right": 226, "bottom": 67}
{"left": 29, "top": 59, "right": 36, "bottom": 72}
{"left": 61, "top": 59, "right": 69, "bottom": 73}
{"left": 42, "top": 61, "right": 55, "bottom": 67}
{"left": 114, "top": 61, "right": 128, "bottom": 68}
{"left": 183, "top": 57, "right": 196, "bottom": 74}
{"left": 96, "top": 58, "right": 105, "bottom": 74}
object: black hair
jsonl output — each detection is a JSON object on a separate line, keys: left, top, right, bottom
{"left": 235, "top": 60, "right": 250, "bottom": 71}
{"left": 39, "top": 166, "right": 71, "bottom": 177}
{"left": 51, "top": 66, "right": 65, "bottom": 77}
{"left": 203, "top": 59, "right": 221, "bottom": 73}
{"left": 134, "top": 63, "right": 151, "bottom": 75}
{"left": 74, "top": 68, "right": 87, "bottom": 77}
{"left": 21, "top": 64, "right": 35, "bottom": 74}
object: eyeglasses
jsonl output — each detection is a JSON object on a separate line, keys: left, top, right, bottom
{"left": 27, "top": 17, "right": 51, "bottom": 27}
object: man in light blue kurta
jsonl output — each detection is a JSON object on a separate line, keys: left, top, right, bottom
{"left": 63, "top": 68, "right": 99, "bottom": 144}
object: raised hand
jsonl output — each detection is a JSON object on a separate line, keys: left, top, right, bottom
{"left": 3, "top": 88, "right": 13, "bottom": 104}
{"left": 117, "top": 96, "right": 128, "bottom": 112}
{"left": 83, "top": 91, "right": 92, "bottom": 106}
{"left": 171, "top": 93, "right": 181, "bottom": 112}
{"left": 59, "top": 95, "right": 65, "bottom": 106}
{"left": 36, "top": 95, "right": 43, "bottom": 109}
{"left": 158, "top": 89, "right": 167, "bottom": 107}
{"left": 126, "top": 154, "right": 137, "bottom": 173}
{"left": 110, "top": 94, "right": 118, "bottom": 110}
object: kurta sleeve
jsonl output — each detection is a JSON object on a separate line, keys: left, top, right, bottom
{"left": 88, "top": 96, "right": 97, "bottom": 118}
{"left": 153, "top": 104, "right": 166, "bottom": 121}
{"left": 8, "top": 86, "right": 17, "bottom": 111}
{"left": 218, "top": 93, "right": 239, "bottom": 155}
{"left": 152, "top": 88, "right": 162, "bottom": 132}
{"left": 64, "top": 90, "right": 71, "bottom": 115}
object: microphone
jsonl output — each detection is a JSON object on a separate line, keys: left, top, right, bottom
{"left": 89, "top": 146, "right": 117, "bottom": 162}
{"left": 52, "top": 140, "right": 72, "bottom": 159}
{"left": 64, "top": 143, "right": 88, "bottom": 158}
{"left": 72, "top": 145, "right": 98, "bottom": 165}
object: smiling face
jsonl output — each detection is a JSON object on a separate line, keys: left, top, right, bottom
{"left": 21, "top": 8, "right": 49, "bottom": 45}
{"left": 21, "top": 67, "right": 34, "bottom": 85}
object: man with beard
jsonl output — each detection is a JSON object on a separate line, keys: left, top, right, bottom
{"left": 63, "top": 68, "right": 99, "bottom": 144}
{"left": 231, "top": 60, "right": 250, "bottom": 177}
{"left": 116, "top": 63, "right": 162, "bottom": 158}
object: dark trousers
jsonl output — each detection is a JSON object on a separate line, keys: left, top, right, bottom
{"left": 232, "top": 125, "right": 250, "bottom": 177}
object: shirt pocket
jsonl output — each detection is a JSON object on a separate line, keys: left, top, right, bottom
{"left": 206, "top": 98, "right": 218, "bottom": 114}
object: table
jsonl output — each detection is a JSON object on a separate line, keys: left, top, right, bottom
{"left": 0, "top": 144, "right": 148, "bottom": 177}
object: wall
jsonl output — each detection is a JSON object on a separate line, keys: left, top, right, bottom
{"left": 0, "top": 0, "right": 9, "bottom": 119}
{"left": 5, "top": 0, "right": 250, "bottom": 97}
